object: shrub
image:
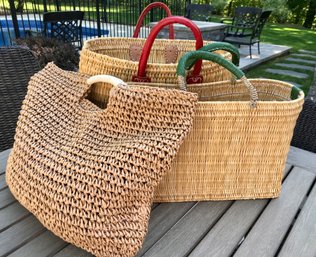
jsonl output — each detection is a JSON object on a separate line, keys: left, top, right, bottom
{"left": 15, "top": 36, "right": 79, "bottom": 71}
{"left": 262, "top": 0, "right": 290, "bottom": 23}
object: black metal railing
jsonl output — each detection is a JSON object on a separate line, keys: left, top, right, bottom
{"left": 0, "top": 0, "right": 190, "bottom": 46}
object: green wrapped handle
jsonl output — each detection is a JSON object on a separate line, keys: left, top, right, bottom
{"left": 186, "top": 42, "right": 240, "bottom": 67}
{"left": 177, "top": 51, "right": 258, "bottom": 108}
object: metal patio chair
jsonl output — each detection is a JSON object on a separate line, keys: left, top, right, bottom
{"left": 221, "top": 7, "right": 262, "bottom": 37}
{"left": 43, "top": 11, "right": 84, "bottom": 49}
{"left": 222, "top": 9, "right": 271, "bottom": 58}
{"left": 0, "top": 47, "right": 40, "bottom": 151}
{"left": 185, "top": 4, "right": 214, "bottom": 22}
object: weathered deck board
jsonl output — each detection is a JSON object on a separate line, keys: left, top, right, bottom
{"left": 188, "top": 164, "right": 293, "bottom": 257}
{"left": 1, "top": 147, "right": 316, "bottom": 257}
{"left": 287, "top": 146, "right": 316, "bottom": 175}
{"left": 278, "top": 181, "right": 316, "bottom": 257}
{"left": 142, "top": 201, "right": 232, "bottom": 257}
{"left": 8, "top": 230, "right": 67, "bottom": 257}
{"left": 136, "top": 202, "right": 196, "bottom": 256}
{"left": 189, "top": 199, "right": 268, "bottom": 257}
{"left": 233, "top": 167, "right": 315, "bottom": 257}
{"left": 53, "top": 245, "right": 93, "bottom": 257}
{"left": 0, "top": 174, "right": 7, "bottom": 190}
{"left": 0, "top": 149, "right": 10, "bottom": 175}
{"left": 0, "top": 215, "right": 46, "bottom": 256}
{"left": 0, "top": 202, "right": 29, "bottom": 232}
{"left": 0, "top": 188, "right": 16, "bottom": 209}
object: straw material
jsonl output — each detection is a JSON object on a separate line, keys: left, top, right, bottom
{"left": 124, "top": 78, "right": 304, "bottom": 201}
{"left": 6, "top": 63, "right": 197, "bottom": 256}
{"left": 79, "top": 37, "right": 232, "bottom": 83}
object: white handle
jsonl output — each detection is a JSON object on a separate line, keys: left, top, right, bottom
{"left": 87, "top": 75, "right": 127, "bottom": 88}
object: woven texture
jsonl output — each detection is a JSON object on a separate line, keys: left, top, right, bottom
{"left": 6, "top": 63, "right": 197, "bottom": 257}
{"left": 125, "top": 78, "right": 304, "bottom": 201}
{"left": 79, "top": 37, "right": 232, "bottom": 84}
{"left": 291, "top": 99, "right": 316, "bottom": 153}
{"left": 0, "top": 47, "right": 40, "bottom": 151}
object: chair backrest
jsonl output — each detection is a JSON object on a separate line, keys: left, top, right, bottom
{"left": 185, "top": 4, "right": 214, "bottom": 21}
{"left": 43, "top": 11, "right": 84, "bottom": 49}
{"left": 0, "top": 47, "right": 40, "bottom": 151}
{"left": 233, "top": 6, "right": 262, "bottom": 27}
{"left": 253, "top": 10, "right": 272, "bottom": 38}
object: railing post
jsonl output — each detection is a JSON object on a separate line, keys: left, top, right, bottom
{"left": 96, "top": 0, "right": 101, "bottom": 37}
{"left": 54, "top": 0, "right": 61, "bottom": 11}
{"left": 8, "top": 0, "right": 20, "bottom": 38}
{"left": 43, "top": 0, "right": 48, "bottom": 12}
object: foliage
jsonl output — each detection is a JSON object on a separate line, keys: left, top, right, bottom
{"left": 15, "top": 36, "right": 79, "bottom": 71}
{"left": 262, "top": 0, "right": 290, "bottom": 23}
{"left": 211, "top": 0, "right": 230, "bottom": 14}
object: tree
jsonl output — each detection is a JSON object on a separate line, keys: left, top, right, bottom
{"left": 303, "top": 0, "right": 316, "bottom": 28}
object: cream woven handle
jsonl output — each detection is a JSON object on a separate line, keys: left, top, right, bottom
{"left": 87, "top": 75, "right": 128, "bottom": 88}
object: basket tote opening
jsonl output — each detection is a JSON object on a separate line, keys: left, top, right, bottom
{"left": 84, "top": 81, "right": 113, "bottom": 109}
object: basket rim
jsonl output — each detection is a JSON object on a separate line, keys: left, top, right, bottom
{"left": 81, "top": 37, "right": 231, "bottom": 67}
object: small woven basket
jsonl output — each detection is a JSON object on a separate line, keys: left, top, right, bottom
{"left": 125, "top": 51, "right": 304, "bottom": 202}
{"left": 79, "top": 16, "right": 233, "bottom": 105}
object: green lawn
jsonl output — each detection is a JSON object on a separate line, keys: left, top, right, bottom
{"left": 245, "top": 23, "right": 316, "bottom": 94}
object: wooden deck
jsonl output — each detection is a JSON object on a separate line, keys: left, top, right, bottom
{"left": 1, "top": 147, "right": 316, "bottom": 257}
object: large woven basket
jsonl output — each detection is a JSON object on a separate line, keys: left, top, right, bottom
{"left": 79, "top": 16, "right": 232, "bottom": 88}
{"left": 125, "top": 51, "right": 304, "bottom": 202}
{"left": 84, "top": 41, "right": 239, "bottom": 109}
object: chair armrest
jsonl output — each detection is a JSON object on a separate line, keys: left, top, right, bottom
{"left": 220, "top": 18, "right": 233, "bottom": 24}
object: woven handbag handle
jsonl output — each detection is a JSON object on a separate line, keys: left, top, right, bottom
{"left": 132, "top": 16, "right": 203, "bottom": 83}
{"left": 187, "top": 42, "right": 240, "bottom": 66}
{"left": 87, "top": 75, "right": 128, "bottom": 88}
{"left": 133, "top": 2, "right": 174, "bottom": 39}
{"left": 177, "top": 51, "right": 259, "bottom": 108}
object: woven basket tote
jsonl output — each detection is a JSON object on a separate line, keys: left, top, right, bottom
{"left": 88, "top": 41, "right": 240, "bottom": 109}
{"left": 79, "top": 16, "right": 233, "bottom": 100}
{"left": 5, "top": 63, "right": 197, "bottom": 257}
{"left": 128, "top": 51, "right": 305, "bottom": 202}
{"left": 133, "top": 2, "right": 174, "bottom": 38}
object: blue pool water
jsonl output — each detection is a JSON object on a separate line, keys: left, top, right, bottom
{"left": 0, "top": 19, "right": 109, "bottom": 46}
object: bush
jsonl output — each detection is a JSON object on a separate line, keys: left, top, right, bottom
{"left": 262, "top": 0, "right": 290, "bottom": 23}
{"left": 211, "top": 0, "right": 230, "bottom": 15}
{"left": 15, "top": 36, "right": 79, "bottom": 71}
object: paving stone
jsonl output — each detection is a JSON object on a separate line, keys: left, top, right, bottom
{"left": 299, "top": 49, "right": 316, "bottom": 55}
{"left": 275, "top": 63, "right": 315, "bottom": 71}
{"left": 285, "top": 58, "right": 316, "bottom": 65}
{"left": 265, "top": 68, "right": 309, "bottom": 79}
{"left": 291, "top": 53, "right": 316, "bottom": 59}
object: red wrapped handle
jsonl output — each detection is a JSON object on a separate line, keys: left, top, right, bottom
{"left": 133, "top": 2, "right": 174, "bottom": 39}
{"left": 132, "top": 16, "right": 203, "bottom": 83}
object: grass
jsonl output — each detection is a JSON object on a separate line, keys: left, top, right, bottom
{"left": 244, "top": 23, "right": 316, "bottom": 94}
{"left": 211, "top": 15, "right": 316, "bottom": 94}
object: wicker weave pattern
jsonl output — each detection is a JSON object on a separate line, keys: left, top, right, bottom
{"left": 79, "top": 37, "right": 232, "bottom": 84}
{"left": 291, "top": 99, "right": 316, "bottom": 153}
{"left": 6, "top": 63, "right": 197, "bottom": 257}
{"left": 126, "top": 78, "right": 304, "bottom": 201}
{"left": 0, "top": 47, "right": 40, "bottom": 151}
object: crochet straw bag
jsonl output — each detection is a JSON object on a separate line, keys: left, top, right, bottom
{"left": 127, "top": 51, "right": 305, "bottom": 202}
{"left": 79, "top": 16, "right": 233, "bottom": 85}
{"left": 5, "top": 63, "right": 197, "bottom": 257}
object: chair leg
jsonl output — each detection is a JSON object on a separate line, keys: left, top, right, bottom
{"left": 249, "top": 45, "right": 252, "bottom": 59}
{"left": 258, "top": 42, "right": 260, "bottom": 54}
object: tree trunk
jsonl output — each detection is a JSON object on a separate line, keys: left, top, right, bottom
{"left": 303, "top": 0, "right": 316, "bottom": 28}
